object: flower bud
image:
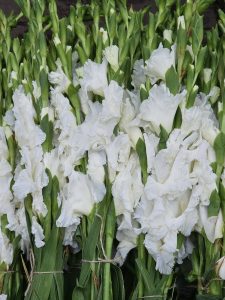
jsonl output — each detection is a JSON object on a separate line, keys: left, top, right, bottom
{"left": 163, "top": 29, "right": 173, "bottom": 44}
{"left": 203, "top": 68, "right": 212, "bottom": 84}
{"left": 216, "top": 257, "right": 225, "bottom": 279}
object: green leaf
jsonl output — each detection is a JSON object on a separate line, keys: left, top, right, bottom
{"left": 78, "top": 202, "right": 106, "bottom": 287}
{"left": 40, "top": 115, "right": 53, "bottom": 152}
{"left": 219, "top": 182, "right": 225, "bottom": 218}
{"left": 140, "top": 84, "right": 149, "bottom": 101}
{"left": 165, "top": 66, "right": 180, "bottom": 95}
{"left": 135, "top": 258, "right": 154, "bottom": 294}
{"left": 72, "top": 288, "right": 85, "bottom": 300}
{"left": 214, "top": 132, "right": 225, "bottom": 165}
{"left": 39, "top": 69, "right": 49, "bottom": 106}
{"left": 136, "top": 138, "right": 148, "bottom": 184}
{"left": 192, "top": 14, "right": 203, "bottom": 56}
{"left": 111, "top": 265, "right": 125, "bottom": 300}
{"left": 177, "top": 233, "right": 184, "bottom": 249}
{"left": 42, "top": 169, "right": 52, "bottom": 241}
{"left": 158, "top": 125, "right": 169, "bottom": 151}
{"left": 130, "top": 284, "right": 139, "bottom": 300}
{"left": 173, "top": 106, "right": 182, "bottom": 129}
{"left": 208, "top": 190, "right": 221, "bottom": 217}
{"left": 25, "top": 226, "right": 61, "bottom": 300}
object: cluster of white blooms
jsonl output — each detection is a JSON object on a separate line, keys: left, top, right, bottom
{"left": 3, "top": 44, "right": 222, "bottom": 277}
{"left": 0, "top": 127, "right": 14, "bottom": 265}
{"left": 12, "top": 86, "right": 48, "bottom": 249}
{"left": 130, "top": 44, "right": 222, "bottom": 274}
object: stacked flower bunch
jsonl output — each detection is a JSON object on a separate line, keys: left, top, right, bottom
{"left": 0, "top": 0, "right": 225, "bottom": 299}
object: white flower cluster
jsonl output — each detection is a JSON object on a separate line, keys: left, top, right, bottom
{"left": 1, "top": 44, "right": 222, "bottom": 276}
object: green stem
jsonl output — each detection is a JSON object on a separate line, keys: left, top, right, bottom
{"left": 163, "top": 274, "right": 173, "bottom": 299}
{"left": 103, "top": 199, "right": 115, "bottom": 300}
{"left": 138, "top": 233, "right": 145, "bottom": 298}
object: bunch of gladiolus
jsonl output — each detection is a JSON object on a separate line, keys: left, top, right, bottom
{"left": 0, "top": 0, "right": 225, "bottom": 299}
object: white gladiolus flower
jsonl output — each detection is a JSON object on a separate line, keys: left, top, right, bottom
{"left": 0, "top": 127, "right": 17, "bottom": 230}
{"left": 72, "top": 51, "right": 81, "bottom": 87}
{"left": 144, "top": 133, "right": 159, "bottom": 173}
{"left": 134, "top": 113, "right": 218, "bottom": 274}
{"left": 80, "top": 59, "right": 108, "bottom": 96}
{"left": 102, "top": 81, "right": 123, "bottom": 121}
{"left": 31, "top": 216, "right": 45, "bottom": 248}
{"left": 13, "top": 146, "right": 49, "bottom": 217}
{"left": 50, "top": 91, "right": 83, "bottom": 176}
{"left": 66, "top": 81, "right": 123, "bottom": 166}
{"left": 0, "top": 229, "right": 13, "bottom": 265}
{"left": 0, "top": 294, "right": 7, "bottom": 300}
{"left": 177, "top": 239, "right": 194, "bottom": 264}
{"left": 13, "top": 203, "right": 30, "bottom": 253}
{"left": 120, "top": 94, "right": 143, "bottom": 146}
{"left": 56, "top": 171, "right": 106, "bottom": 228}
{"left": 103, "top": 45, "right": 119, "bottom": 72}
{"left": 114, "top": 213, "right": 139, "bottom": 265}
{"left": 112, "top": 153, "right": 143, "bottom": 216}
{"left": 181, "top": 97, "right": 219, "bottom": 146}
{"left": 63, "top": 225, "right": 80, "bottom": 251}
{"left": 145, "top": 44, "right": 176, "bottom": 84}
{"left": 144, "top": 234, "right": 175, "bottom": 275}
{"left": 48, "top": 60, "right": 70, "bottom": 92}
{"left": 131, "top": 59, "right": 145, "bottom": 89}
{"left": 43, "top": 148, "right": 66, "bottom": 188}
{"left": 106, "top": 134, "right": 131, "bottom": 182}
{"left": 4, "top": 110, "right": 15, "bottom": 129}
{"left": 199, "top": 207, "right": 223, "bottom": 243}
{"left": 139, "top": 84, "right": 185, "bottom": 134}
{"left": 51, "top": 91, "right": 77, "bottom": 143}
{"left": 78, "top": 87, "right": 92, "bottom": 115}
{"left": 12, "top": 86, "right": 46, "bottom": 148}
{"left": 216, "top": 256, "right": 225, "bottom": 279}
{"left": 87, "top": 150, "right": 106, "bottom": 183}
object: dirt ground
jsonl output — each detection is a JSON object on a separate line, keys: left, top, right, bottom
{"left": 0, "top": 0, "right": 224, "bottom": 37}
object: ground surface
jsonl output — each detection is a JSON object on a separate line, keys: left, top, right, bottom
{"left": 0, "top": 0, "right": 224, "bottom": 36}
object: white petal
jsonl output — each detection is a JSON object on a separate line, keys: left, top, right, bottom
{"left": 199, "top": 207, "right": 223, "bottom": 243}
{"left": 0, "top": 230, "right": 13, "bottom": 265}
{"left": 139, "top": 84, "right": 185, "bottom": 134}
{"left": 114, "top": 213, "right": 138, "bottom": 265}
{"left": 87, "top": 150, "right": 106, "bottom": 183}
{"left": 12, "top": 86, "right": 46, "bottom": 148}
{"left": 216, "top": 257, "right": 225, "bottom": 279}
{"left": 103, "top": 45, "right": 119, "bottom": 72}
{"left": 57, "top": 171, "right": 105, "bottom": 227}
{"left": 145, "top": 43, "right": 175, "bottom": 84}
{"left": 112, "top": 153, "right": 143, "bottom": 216}
{"left": 102, "top": 80, "right": 123, "bottom": 121}
{"left": 31, "top": 216, "right": 45, "bottom": 248}
{"left": 48, "top": 59, "right": 70, "bottom": 92}
{"left": 131, "top": 59, "right": 145, "bottom": 89}
{"left": 80, "top": 59, "right": 108, "bottom": 96}
{"left": 143, "top": 133, "right": 159, "bottom": 173}
{"left": 106, "top": 134, "right": 131, "bottom": 182}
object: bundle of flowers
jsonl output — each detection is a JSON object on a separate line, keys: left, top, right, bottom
{"left": 0, "top": 0, "right": 225, "bottom": 299}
